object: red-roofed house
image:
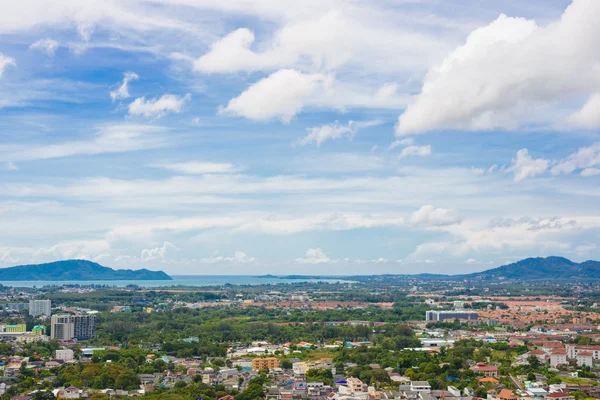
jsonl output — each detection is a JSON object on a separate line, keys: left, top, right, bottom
{"left": 546, "top": 391, "right": 574, "bottom": 400}
{"left": 470, "top": 362, "right": 498, "bottom": 377}
{"left": 528, "top": 349, "right": 549, "bottom": 363}
{"left": 550, "top": 348, "right": 568, "bottom": 368}
{"left": 497, "top": 389, "right": 519, "bottom": 400}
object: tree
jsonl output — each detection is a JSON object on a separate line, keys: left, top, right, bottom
{"left": 174, "top": 380, "right": 187, "bottom": 389}
{"left": 115, "top": 370, "right": 140, "bottom": 390}
{"left": 31, "top": 392, "right": 56, "bottom": 400}
{"left": 236, "top": 382, "right": 264, "bottom": 400}
{"left": 527, "top": 355, "right": 541, "bottom": 370}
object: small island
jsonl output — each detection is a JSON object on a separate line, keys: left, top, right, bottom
{"left": 0, "top": 259, "right": 172, "bottom": 281}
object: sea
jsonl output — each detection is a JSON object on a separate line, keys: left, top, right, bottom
{"left": 0, "top": 275, "right": 354, "bottom": 288}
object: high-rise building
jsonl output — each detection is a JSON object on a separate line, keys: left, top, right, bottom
{"left": 73, "top": 314, "right": 97, "bottom": 340}
{"left": 51, "top": 315, "right": 75, "bottom": 340}
{"left": 425, "top": 310, "right": 478, "bottom": 322}
{"left": 29, "top": 299, "right": 51, "bottom": 317}
{"left": 51, "top": 314, "right": 97, "bottom": 341}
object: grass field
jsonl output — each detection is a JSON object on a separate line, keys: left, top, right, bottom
{"left": 559, "top": 376, "right": 600, "bottom": 386}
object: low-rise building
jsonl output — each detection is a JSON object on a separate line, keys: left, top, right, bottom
{"left": 5, "top": 324, "right": 26, "bottom": 333}
{"left": 470, "top": 362, "right": 498, "bottom": 377}
{"left": 575, "top": 351, "right": 593, "bottom": 367}
{"left": 252, "top": 357, "right": 279, "bottom": 370}
{"left": 56, "top": 349, "right": 75, "bottom": 362}
{"left": 550, "top": 348, "right": 568, "bottom": 368}
{"left": 410, "top": 381, "right": 432, "bottom": 393}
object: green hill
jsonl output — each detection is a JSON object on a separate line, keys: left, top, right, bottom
{"left": 0, "top": 259, "right": 172, "bottom": 281}
{"left": 465, "top": 256, "right": 600, "bottom": 280}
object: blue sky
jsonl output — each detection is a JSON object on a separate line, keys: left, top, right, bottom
{"left": 1, "top": 0, "right": 600, "bottom": 275}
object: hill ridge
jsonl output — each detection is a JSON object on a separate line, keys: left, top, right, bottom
{"left": 0, "top": 259, "right": 172, "bottom": 281}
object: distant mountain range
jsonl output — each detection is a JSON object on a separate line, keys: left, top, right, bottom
{"left": 263, "top": 256, "right": 600, "bottom": 282}
{"left": 462, "top": 256, "right": 600, "bottom": 281}
{"left": 0, "top": 260, "right": 172, "bottom": 281}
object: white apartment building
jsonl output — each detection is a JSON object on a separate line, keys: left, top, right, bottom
{"left": 566, "top": 344, "right": 600, "bottom": 360}
{"left": 29, "top": 299, "right": 51, "bottom": 317}
{"left": 550, "top": 348, "right": 568, "bottom": 368}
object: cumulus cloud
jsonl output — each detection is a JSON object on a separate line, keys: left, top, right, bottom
{"left": 194, "top": 28, "right": 277, "bottom": 73}
{"left": 295, "top": 248, "right": 332, "bottom": 264}
{"left": 409, "top": 205, "right": 462, "bottom": 227}
{"left": 110, "top": 72, "right": 139, "bottom": 101}
{"left": 141, "top": 241, "right": 178, "bottom": 262}
{"left": 128, "top": 93, "right": 191, "bottom": 118}
{"left": 566, "top": 93, "right": 600, "bottom": 129}
{"left": 0, "top": 53, "right": 15, "bottom": 77}
{"left": 220, "top": 69, "right": 326, "bottom": 122}
{"left": 396, "top": 0, "right": 600, "bottom": 135}
{"left": 298, "top": 120, "right": 381, "bottom": 146}
{"left": 508, "top": 149, "right": 549, "bottom": 182}
{"left": 551, "top": 142, "right": 600, "bottom": 176}
{"left": 29, "top": 38, "right": 59, "bottom": 56}
{"left": 153, "top": 161, "right": 240, "bottom": 175}
{"left": 399, "top": 145, "right": 431, "bottom": 158}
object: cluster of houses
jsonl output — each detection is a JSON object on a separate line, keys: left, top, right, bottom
{"left": 512, "top": 341, "right": 600, "bottom": 368}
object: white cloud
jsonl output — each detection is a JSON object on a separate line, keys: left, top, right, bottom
{"left": 375, "top": 83, "right": 399, "bottom": 101}
{"left": 30, "top": 239, "right": 111, "bottom": 264}
{"left": 191, "top": 7, "right": 449, "bottom": 76}
{"left": 567, "top": 93, "right": 600, "bottom": 129}
{"left": 110, "top": 72, "right": 139, "bottom": 101}
{"left": 153, "top": 161, "right": 240, "bottom": 175}
{"left": 103, "top": 213, "right": 405, "bottom": 241}
{"left": 220, "top": 69, "right": 326, "bottom": 122}
{"left": 581, "top": 168, "right": 600, "bottom": 177}
{"left": 29, "top": 38, "right": 59, "bottom": 56}
{"left": 551, "top": 142, "right": 600, "bottom": 176}
{"left": 396, "top": 0, "right": 600, "bottom": 135}
{"left": 0, "top": 53, "right": 15, "bottom": 77}
{"left": 399, "top": 145, "right": 431, "bottom": 158}
{"left": 128, "top": 93, "right": 191, "bottom": 118}
{"left": 508, "top": 149, "right": 549, "bottom": 182}
{"left": 298, "top": 120, "right": 381, "bottom": 147}
{"left": 295, "top": 248, "right": 333, "bottom": 264}
{"left": 466, "top": 258, "right": 477, "bottom": 264}
{"left": 388, "top": 138, "right": 414, "bottom": 150}
{"left": 194, "top": 28, "right": 276, "bottom": 73}
{"left": 409, "top": 205, "right": 462, "bottom": 227}
{"left": 141, "top": 241, "right": 178, "bottom": 262}
{"left": 0, "top": 124, "right": 167, "bottom": 162}
{"left": 198, "top": 251, "right": 255, "bottom": 264}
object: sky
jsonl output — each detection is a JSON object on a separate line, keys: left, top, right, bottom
{"left": 1, "top": 0, "right": 600, "bottom": 275}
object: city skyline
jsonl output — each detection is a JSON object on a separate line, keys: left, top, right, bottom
{"left": 1, "top": 0, "right": 600, "bottom": 275}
